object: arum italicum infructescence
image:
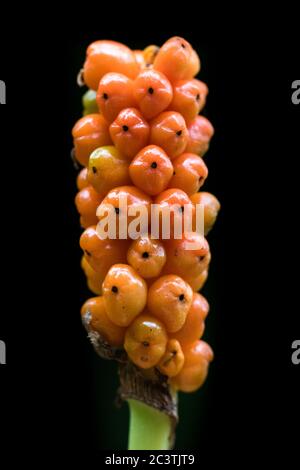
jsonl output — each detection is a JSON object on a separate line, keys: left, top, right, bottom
{"left": 72, "top": 36, "right": 220, "bottom": 449}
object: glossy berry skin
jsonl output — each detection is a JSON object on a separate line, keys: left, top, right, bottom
{"left": 171, "top": 340, "right": 213, "bottom": 392}
{"left": 173, "top": 293, "right": 209, "bottom": 346}
{"left": 83, "top": 40, "right": 139, "bottom": 90}
{"left": 80, "top": 226, "right": 127, "bottom": 274}
{"left": 163, "top": 233, "right": 210, "bottom": 279}
{"left": 153, "top": 37, "right": 199, "bottom": 82}
{"left": 129, "top": 145, "right": 173, "bottom": 196}
{"left": 183, "top": 269, "right": 208, "bottom": 293}
{"left": 124, "top": 313, "right": 167, "bottom": 369}
{"left": 82, "top": 89, "right": 98, "bottom": 115}
{"left": 133, "top": 69, "right": 173, "bottom": 120}
{"left": 81, "top": 296, "right": 125, "bottom": 347}
{"left": 127, "top": 235, "right": 166, "bottom": 278}
{"left": 72, "top": 114, "right": 112, "bottom": 167}
{"left": 109, "top": 108, "right": 150, "bottom": 159}
{"left": 185, "top": 48, "right": 201, "bottom": 79}
{"left": 154, "top": 188, "right": 195, "bottom": 237}
{"left": 150, "top": 111, "right": 188, "bottom": 160}
{"left": 167, "top": 153, "right": 208, "bottom": 196}
{"left": 157, "top": 339, "right": 184, "bottom": 377}
{"left": 75, "top": 186, "right": 103, "bottom": 229}
{"left": 186, "top": 115, "right": 214, "bottom": 156}
{"left": 169, "top": 79, "right": 208, "bottom": 123}
{"left": 143, "top": 45, "right": 160, "bottom": 67}
{"left": 97, "top": 186, "right": 152, "bottom": 238}
{"left": 133, "top": 50, "right": 146, "bottom": 71}
{"left": 96, "top": 73, "right": 136, "bottom": 123}
{"left": 147, "top": 274, "right": 193, "bottom": 333}
{"left": 76, "top": 168, "right": 89, "bottom": 191}
{"left": 81, "top": 256, "right": 104, "bottom": 295}
{"left": 190, "top": 192, "right": 221, "bottom": 235}
{"left": 87, "top": 146, "right": 130, "bottom": 194}
{"left": 102, "top": 264, "right": 147, "bottom": 327}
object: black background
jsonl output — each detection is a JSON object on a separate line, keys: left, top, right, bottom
{"left": 0, "top": 10, "right": 299, "bottom": 464}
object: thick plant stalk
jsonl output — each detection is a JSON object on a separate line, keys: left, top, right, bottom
{"left": 118, "top": 361, "right": 178, "bottom": 449}
{"left": 128, "top": 399, "right": 172, "bottom": 450}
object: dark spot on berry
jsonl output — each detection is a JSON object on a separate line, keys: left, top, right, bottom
{"left": 142, "top": 251, "right": 149, "bottom": 259}
{"left": 196, "top": 93, "right": 200, "bottom": 101}
{"left": 122, "top": 125, "right": 129, "bottom": 132}
{"left": 146, "top": 63, "right": 151, "bottom": 68}
{"left": 111, "top": 285, "right": 118, "bottom": 293}
{"left": 199, "top": 255, "right": 205, "bottom": 262}
{"left": 115, "top": 207, "right": 120, "bottom": 215}
{"left": 181, "top": 43, "right": 186, "bottom": 48}
{"left": 172, "top": 350, "right": 177, "bottom": 355}
{"left": 151, "top": 161, "right": 157, "bottom": 169}
{"left": 179, "top": 294, "right": 185, "bottom": 301}
{"left": 179, "top": 206, "right": 184, "bottom": 213}
{"left": 199, "top": 176, "right": 203, "bottom": 182}
{"left": 92, "top": 166, "right": 97, "bottom": 174}
{"left": 173, "top": 171, "right": 176, "bottom": 175}
{"left": 148, "top": 87, "right": 154, "bottom": 94}
{"left": 85, "top": 250, "right": 92, "bottom": 257}
{"left": 142, "top": 341, "right": 150, "bottom": 347}
{"left": 176, "top": 130, "right": 182, "bottom": 136}
{"left": 103, "top": 93, "right": 108, "bottom": 100}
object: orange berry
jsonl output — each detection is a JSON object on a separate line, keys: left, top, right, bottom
{"left": 169, "top": 79, "right": 208, "bottom": 123}
{"left": 127, "top": 235, "right": 166, "bottom": 278}
{"left": 147, "top": 275, "right": 193, "bottom": 333}
{"left": 81, "top": 296, "right": 125, "bottom": 347}
{"left": 83, "top": 40, "right": 139, "bottom": 90}
{"left": 76, "top": 168, "right": 89, "bottom": 190}
{"left": 97, "top": 186, "right": 152, "bottom": 239}
{"left": 87, "top": 146, "right": 130, "bottom": 194}
{"left": 163, "top": 232, "right": 210, "bottom": 279}
{"left": 75, "top": 186, "right": 103, "bottom": 228}
{"left": 150, "top": 111, "right": 188, "bottom": 159}
{"left": 143, "top": 45, "right": 160, "bottom": 66}
{"left": 167, "top": 153, "right": 208, "bottom": 196}
{"left": 133, "top": 50, "right": 146, "bottom": 71}
{"left": 96, "top": 73, "right": 136, "bottom": 123}
{"left": 171, "top": 340, "right": 213, "bottom": 392}
{"left": 157, "top": 339, "right": 184, "bottom": 377}
{"left": 153, "top": 188, "right": 195, "bottom": 237}
{"left": 109, "top": 108, "right": 150, "bottom": 159}
{"left": 102, "top": 264, "right": 147, "bottom": 327}
{"left": 183, "top": 269, "right": 208, "bottom": 292}
{"left": 173, "top": 293, "right": 209, "bottom": 346}
{"left": 133, "top": 69, "right": 173, "bottom": 120}
{"left": 186, "top": 115, "right": 214, "bottom": 156}
{"left": 129, "top": 145, "right": 173, "bottom": 196}
{"left": 190, "top": 192, "right": 221, "bottom": 235}
{"left": 72, "top": 114, "right": 112, "bottom": 167}
{"left": 80, "top": 226, "right": 127, "bottom": 274}
{"left": 81, "top": 256, "right": 104, "bottom": 295}
{"left": 153, "top": 37, "right": 198, "bottom": 82}
{"left": 124, "top": 313, "right": 167, "bottom": 369}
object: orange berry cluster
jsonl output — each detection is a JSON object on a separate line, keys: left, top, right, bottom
{"left": 72, "top": 37, "right": 220, "bottom": 393}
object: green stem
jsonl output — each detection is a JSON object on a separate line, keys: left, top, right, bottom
{"left": 128, "top": 399, "right": 172, "bottom": 450}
